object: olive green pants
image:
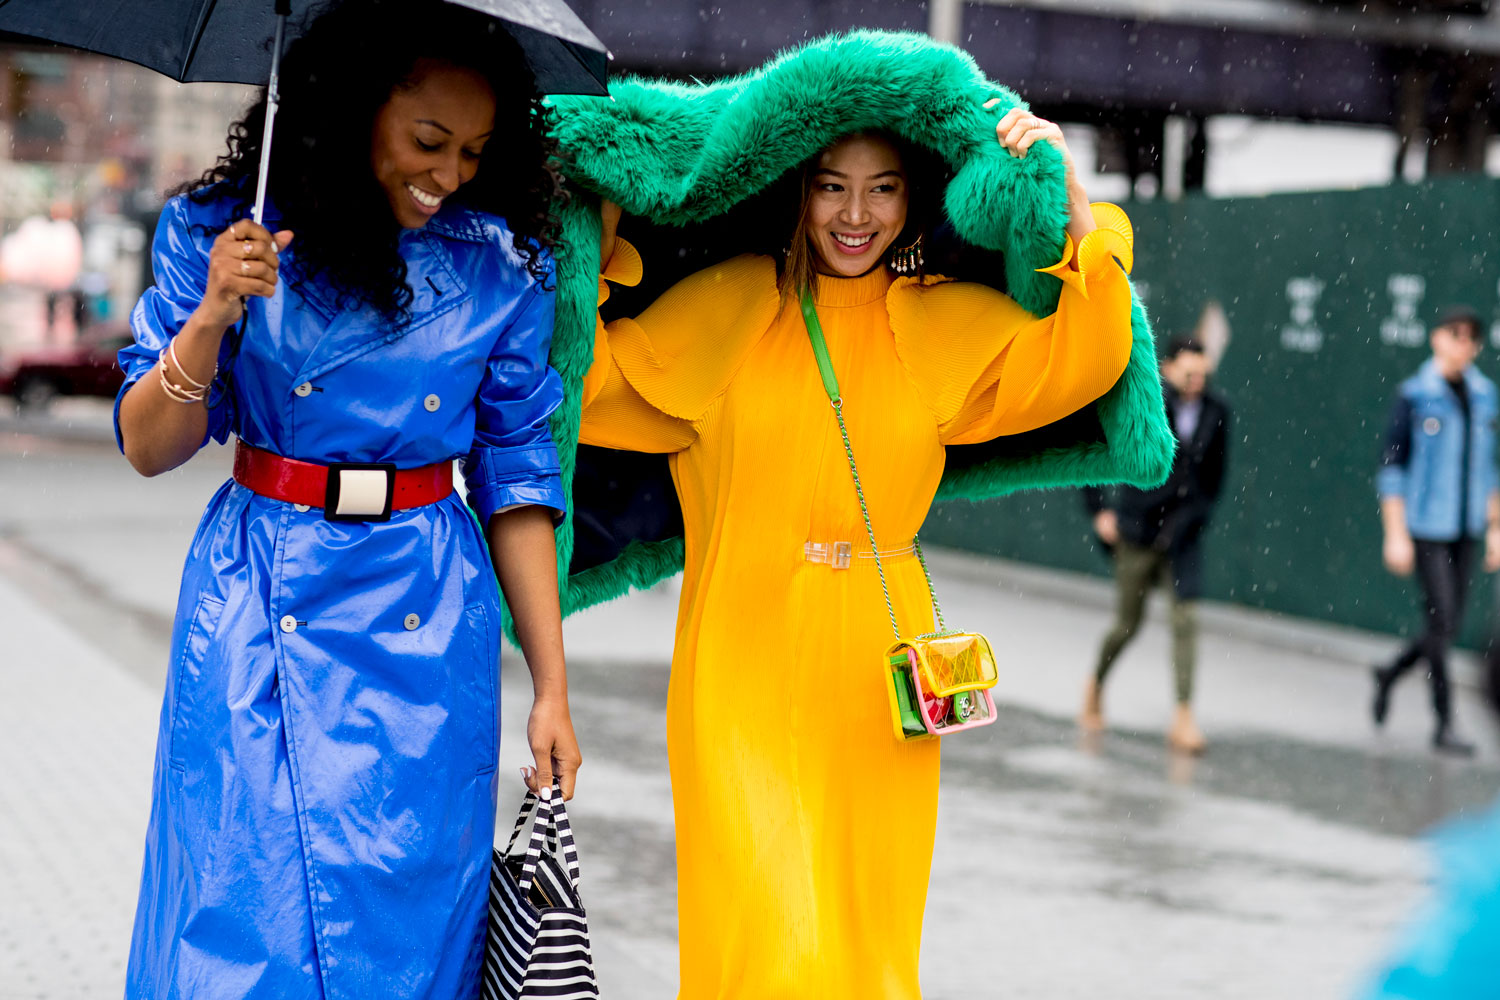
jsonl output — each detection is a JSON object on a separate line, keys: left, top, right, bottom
{"left": 1094, "top": 539, "right": 1197, "bottom": 705}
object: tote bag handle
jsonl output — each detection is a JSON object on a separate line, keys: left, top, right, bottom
{"left": 504, "top": 785, "right": 582, "bottom": 896}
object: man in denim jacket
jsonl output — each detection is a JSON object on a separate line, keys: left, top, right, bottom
{"left": 1374, "top": 307, "right": 1500, "bottom": 755}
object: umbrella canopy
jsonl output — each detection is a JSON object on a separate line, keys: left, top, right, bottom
{"left": 0, "top": 0, "right": 609, "bottom": 94}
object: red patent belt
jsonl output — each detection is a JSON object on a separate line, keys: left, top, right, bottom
{"left": 232, "top": 440, "right": 453, "bottom": 522}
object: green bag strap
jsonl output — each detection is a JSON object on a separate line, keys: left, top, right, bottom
{"left": 799, "top": 286, "right": 948, "bottom": 639}
{"left": 800, "top": 290, "right": 843, "bottom": 402}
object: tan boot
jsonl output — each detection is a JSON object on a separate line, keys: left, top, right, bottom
{"left": 1167, "top": 704, "right": 1206, "bottom": 755}
{"left": 1079, "top": 679, "right": 1106, "bottom": 733}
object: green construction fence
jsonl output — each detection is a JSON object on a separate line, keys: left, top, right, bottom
{"left": 924, "top": 176, "right": 1500, "bottom": 648}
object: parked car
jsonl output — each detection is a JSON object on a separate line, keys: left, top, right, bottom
{"left": 0, "top": 322, "right": 132, "bottom": 412}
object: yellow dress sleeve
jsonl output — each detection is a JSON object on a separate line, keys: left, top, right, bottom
{"left": 579, "top": 239, "right": 696, "bottom": 452}
{"left": 579, "top": 238, "right": 782, "bottom": 453}
{"left": 888, "top": 203, "right": 1137, "bottom": 446}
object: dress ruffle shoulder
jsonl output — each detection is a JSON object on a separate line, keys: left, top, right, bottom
{"left": 584, "top": 245, "right": 781, "bottom": 444}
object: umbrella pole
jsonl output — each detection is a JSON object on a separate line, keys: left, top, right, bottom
{"left": 251, "top": 1, "right": 291, "bottom": 225}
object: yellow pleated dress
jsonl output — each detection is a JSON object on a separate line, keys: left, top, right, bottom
{"left": 580, "top": 209, "right": 1136, "bottom": 999}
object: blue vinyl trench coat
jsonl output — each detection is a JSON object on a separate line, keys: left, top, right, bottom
{"left": 116, "top": 192, "right": 566, "bottom": 1000}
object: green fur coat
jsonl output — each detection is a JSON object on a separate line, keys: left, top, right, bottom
{"left": 537, "top": 30, "right": 1173, "bottom": 622}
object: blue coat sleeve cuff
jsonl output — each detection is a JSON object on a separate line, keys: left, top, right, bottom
{"left": 1376, "top": 465, "right": 1407, "bottom": 500}
{"left": 463, "top": 443, "right": 567, "bottom": 525}
{"left": 114, "top": 197, "right": 235, "bottom": 454}
{"left": 112, "top": 366, "right": 236, "bottom": 455}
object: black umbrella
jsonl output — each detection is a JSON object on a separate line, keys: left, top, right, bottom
{"left": 0, "top": 0, "right": 610, "bottom": 222}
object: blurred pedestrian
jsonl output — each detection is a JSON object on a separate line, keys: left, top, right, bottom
{"left": 1359, "top": 641, "right": 1500, "bottom": 997}
{"left": 1081, "top": 337, "right": 1230, "bottom": 754}
{"left": 1373, "top": 307, "right": 1500, "bottom": 756}
{"left": 584, "top": 115, "right": 1138, "bottom": 993}
{"left": 112, "top": 1, "right": 579, "bottom": 996}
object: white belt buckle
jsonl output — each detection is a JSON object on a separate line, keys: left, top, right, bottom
{"left": 324, "top": 462, "right": 396, "bottom": 522}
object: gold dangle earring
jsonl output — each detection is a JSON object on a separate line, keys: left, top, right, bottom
{"left": 888, "top": 233, "right": 925, "bottom": 275}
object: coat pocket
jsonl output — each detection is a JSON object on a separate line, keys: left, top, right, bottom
{"left": 167, "top": 594, "right": 227, "bottom": 772}
{"left": 464, "top": 602, "right": 499, "bottom": 775}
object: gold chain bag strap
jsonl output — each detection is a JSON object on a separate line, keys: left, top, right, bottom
{"left": 799, "top": 288, "right": 999, "bottom": 741}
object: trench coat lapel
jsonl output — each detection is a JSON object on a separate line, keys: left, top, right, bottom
{"left": 287, "top": 224, "right": 472, "bottom": 386}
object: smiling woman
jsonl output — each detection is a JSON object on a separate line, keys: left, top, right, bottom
{"left": 779, "top": 130, "right": 944, "bottom": 302}
{"left": 371, "top": 62, "right": 497, "bottom": 228}
{"left": 108, "top": 1, "right": 583, "bottom": 998}
{"left": 579, "top": 108, "right": 1136, "bottom": 996}
{"left": 171, "top": 0, "right": 562, "bottom": 318}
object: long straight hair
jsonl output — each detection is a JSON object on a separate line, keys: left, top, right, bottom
{"left": 779, "top": 167, "right": 822, "bottom": 309}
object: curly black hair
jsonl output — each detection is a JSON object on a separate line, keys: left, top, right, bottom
{"left": 181, "top": 0, "right": 566, "bottom": 319}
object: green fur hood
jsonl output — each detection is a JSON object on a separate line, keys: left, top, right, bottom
{"left": 535, "top": 29, "right": 1173, "bottom": 621}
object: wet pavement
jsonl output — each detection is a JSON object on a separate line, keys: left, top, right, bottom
{"left": 2, "top": 401, "right": 1498, "bottom": 999}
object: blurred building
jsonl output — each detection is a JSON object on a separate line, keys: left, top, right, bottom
{"left": 1, "top": 48, "right": 147, "bottom": 223}
{"left": 0, "top": 44, "right": 252, "bottom": 346}
{"left": 0, "top": 46, "right": 252, "bottom": 221}
{"left": 148, "top": 74, "right": 258, "bottom": 197}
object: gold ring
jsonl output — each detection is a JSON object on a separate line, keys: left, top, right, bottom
{"left": 241, "top": 260, "right": 251, "bottom": 274}
{"left": 244, "top": 241, "right": 254, "bottom": 256}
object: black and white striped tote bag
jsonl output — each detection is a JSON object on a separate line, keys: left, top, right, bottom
{"left": 482, "top": 786, "right": 599, "bottom": 1000}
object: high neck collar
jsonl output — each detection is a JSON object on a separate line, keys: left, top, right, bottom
{"left": 811, "top": 266, "right": 893, "bottom": 308}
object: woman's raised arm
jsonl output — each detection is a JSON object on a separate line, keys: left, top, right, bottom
{"left": 118, "top": 218, "right": 291, "bottom": 476}
{"left": 990, "top": 103, "right": 1098, "bottom": 253}
{"left": 579, "top": 202, "right": 700, "bottom": 453}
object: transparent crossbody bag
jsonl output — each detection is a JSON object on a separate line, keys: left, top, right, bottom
{"left": 800, "top": 288, "right": 999, "bottom": 742}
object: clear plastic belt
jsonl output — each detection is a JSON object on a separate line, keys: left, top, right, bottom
{"left": 804, "top": 539, "right": 917, "bottom": 570}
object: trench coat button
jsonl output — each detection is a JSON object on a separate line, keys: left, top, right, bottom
{"left": 294, "top": 382, "right": 313, "bottom": 398}
{"left": 279, "top": 615, "right": 298, "bottom": 634}
{"left": 404, "top": 613, "right": 421, "bottom": 631}
{"left": 294, "top": 503, "right": 311, "bottom": 513}
{"left": 423, "top": 394, "right": 441, "bottom": 412}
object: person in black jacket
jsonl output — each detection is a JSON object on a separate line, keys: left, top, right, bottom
{"left": 1081, "top": 337, "right": 1229, "bottom": 753}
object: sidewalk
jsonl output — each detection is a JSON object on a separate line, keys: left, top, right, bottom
{"left": 3, "top": 523, "right": 1496, "bottom": 997}
{"left": 0, "top": 571, "right": 157, "bottom": 999}
{"left": 0, "top": 397, "right": 123, "bottom": 446}
{"left": 0, "top": 560, "right": 676, "bottom": 1000}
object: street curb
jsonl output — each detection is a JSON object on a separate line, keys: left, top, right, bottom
{"left": 0, "top": 401, "right": 119, "bottom": 446}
